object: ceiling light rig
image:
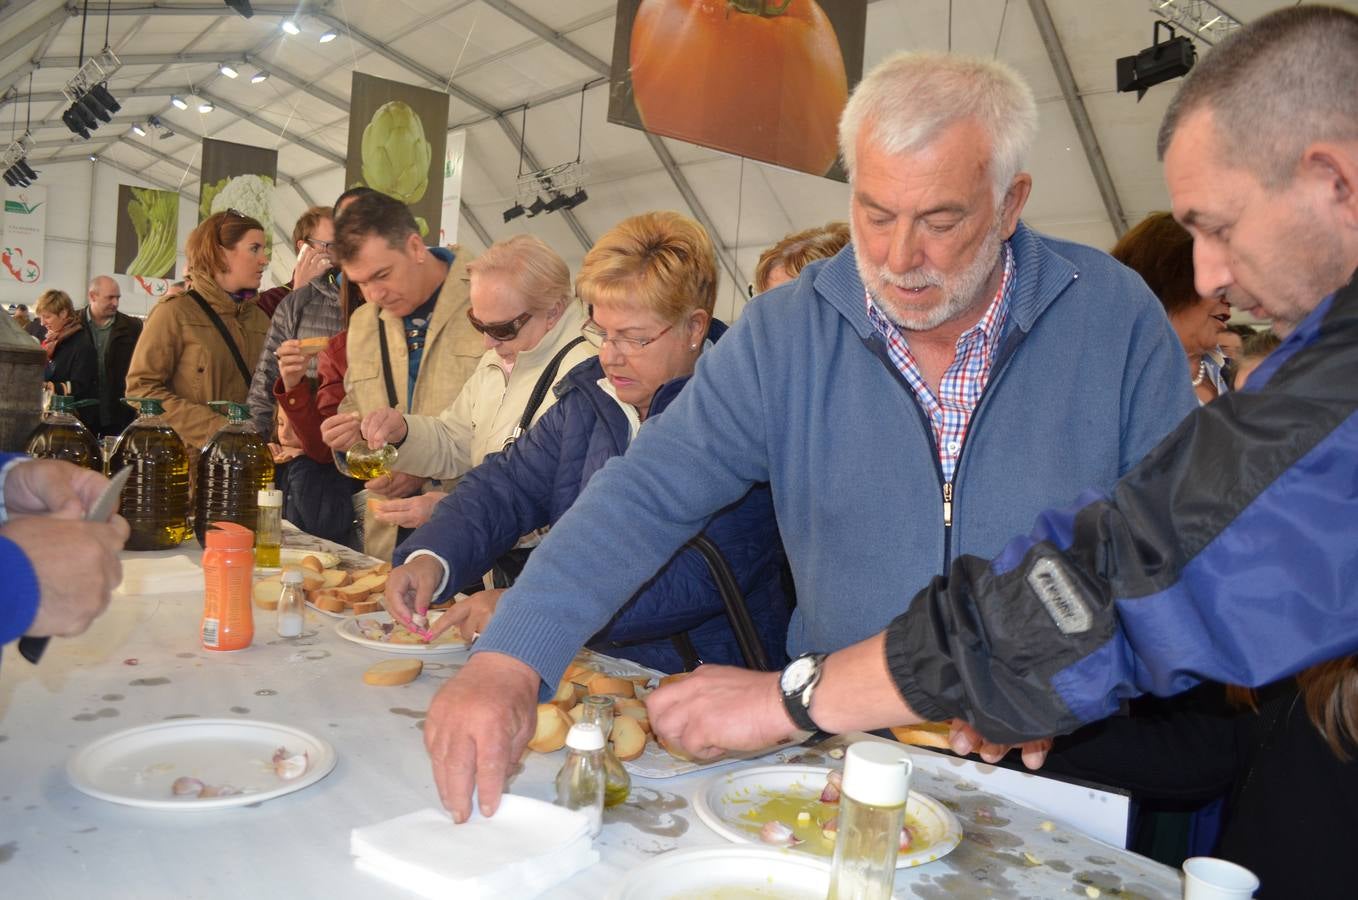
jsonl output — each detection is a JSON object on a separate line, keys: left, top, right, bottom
{"left": 503, "top": 85, "right": 593, "bottom": 223}
{"left": 61, "top": 49, "right": 122, "bottom": 141}
{"left": 2, "top": 133, "right": 37, "bottom": 187}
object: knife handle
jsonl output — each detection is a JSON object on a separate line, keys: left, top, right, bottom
{"left": 18, "top": 636, "right": 48, "bottom": 664}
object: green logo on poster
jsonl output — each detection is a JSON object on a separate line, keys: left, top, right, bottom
{"left": 3, "top": 199, "right": 43, "bottom": 215}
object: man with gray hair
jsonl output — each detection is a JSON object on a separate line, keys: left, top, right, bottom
{"left": 400, "top": 52, "right": 1195, "bottom": 821}
{"left": 647, "top": 3, "right": 1358, "bottom": 792}
{"left": 81, "top": 275, "right": 141, "bottom": 436}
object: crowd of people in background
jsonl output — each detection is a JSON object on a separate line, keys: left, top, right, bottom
{"left": 3, "top": 6, "right": 1356, "bottom": 897}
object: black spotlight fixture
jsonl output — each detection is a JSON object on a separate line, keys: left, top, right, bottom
{"left": 1116, "top": 21, "right": 1196, "bottom": 101}
{"left": 77, "top": 91, "right": 111, "bottom": 124}
{"left": 223, "top": 0, "right": 255, "bottom": 17}
{"left": 543, "top": 191, "right": 571, "bottom": 213}
{"left": 62, "top": 107, "right": 92, "bottom": 140}
{"left": 16, "top": 160, "right": 37, "bottom": 182}
{"left": 88, "top": 82, "right": 121, "bottom": 115}
{"left": 2, "top": 170, "right": 16, "bottom": 187}
{"left": 502, "top": 203, "right": 526, "bottom": 223}
{"left": 526, "top": 195, "right": 548, "bottom": 218}
{"left": 562, "top": 188, "right": 588, "bottom": 211}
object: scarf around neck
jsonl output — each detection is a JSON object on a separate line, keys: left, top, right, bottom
{"left": 43, "top": 318, "right": 83, "bottom": 359}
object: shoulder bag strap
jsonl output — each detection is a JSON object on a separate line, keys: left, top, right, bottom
{"left": 376, "top": 320, "right": 400, "bottom": 408}
{"left": 187, "top": 290, "right": 252, "bottom": 389}
{"left": 503, "top": 336, "right": 586, "bottom": 449}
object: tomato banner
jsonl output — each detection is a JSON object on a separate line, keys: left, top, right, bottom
{"left": 608, "top": 0, "right": 867, "bottom": 180}
{"left": 2, "top": 185, "right": 46, "bottom": 284}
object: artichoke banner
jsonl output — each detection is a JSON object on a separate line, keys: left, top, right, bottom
{"left": 345, "top": 72, "right": 449, "bottom": 240}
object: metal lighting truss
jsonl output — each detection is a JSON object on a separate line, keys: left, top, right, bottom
{"left": 1149, "top": 0, "right": 1243, "bottom": 46}
{"left": 1, "top": 132, "right": 33, "bottom": 173}
{"left": 515, "top": 159, "right": 586, "bottom": 214}
{"left": 60, "top": 47, "right": 123, "bottom": 106}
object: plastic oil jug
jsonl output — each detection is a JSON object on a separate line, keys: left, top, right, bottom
{"left": 194, "top": 401, "right": 275, "bottom": 546}
{"left": 24, "top": 395, "right": 103, "bottom": 471}
{"left": 109, "top": 397, "right": 191, "bottom": 550}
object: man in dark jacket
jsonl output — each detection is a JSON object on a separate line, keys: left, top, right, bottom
{"left": 647, "top": 4, "right": 1358, "bottom": 765}
{"left": 82, "top": 276, "right": 142, "bottom": 437}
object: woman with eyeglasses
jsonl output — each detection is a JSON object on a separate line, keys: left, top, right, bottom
{"left": 125, "top": 209, "right": 271, "bottom": 456}
{"left": 357, "top": 234, "right": 594, "bottom": 537}
{"left": 385, "top": 211, "right": 790, "bottom": 673}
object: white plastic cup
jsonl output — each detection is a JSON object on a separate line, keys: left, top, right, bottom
{"left": 1183, "top": 857, "right": 1259, "bottom": 900}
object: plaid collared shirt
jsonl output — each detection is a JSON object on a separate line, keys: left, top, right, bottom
{"left": 865, "top": 242, "right": 1014, "bottom": 484}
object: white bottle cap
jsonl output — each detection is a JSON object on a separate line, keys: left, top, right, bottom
{"left": 258, "top": 487, "right": 282, "bottom": 507}
{"left": 565, "top": 722, "right": 605, "bottom": 751}
{"left": 840, "top": 740, "right": 913, "bottom": 807}
{"left": 281, "top": 567, "right": 305, "bottom": 585}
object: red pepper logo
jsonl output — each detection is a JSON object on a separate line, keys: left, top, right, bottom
{"left": 1, "top": 246, "right": 41, "bottom": 283}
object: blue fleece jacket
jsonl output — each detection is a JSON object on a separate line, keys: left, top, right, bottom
{"left": 395, "top": 320, "right": 789, "bottom": 673}
{"left": 475, "top": 223, "right": 1196, "bottom": 691}
{"left": 0, "top": 453, "right": 42, "bottom": 651}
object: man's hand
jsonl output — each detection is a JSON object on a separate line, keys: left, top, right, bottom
{"left": 432, "top": 588, "right": 503, "bottom": 642}
{"left": 371, "top": 492, "right": 445, "bottom": 528}
{"left": 364, "top": 471, "right": 424, "bottom": 499}
{"left": 425, "top": 652, "right": 540, "bottom": 822}
{"left": 276, "top": 340, "right": 309, "bottom": 392}
{"left": 5, "top": 459, "right": 110, "bottom": 519}
{"left": 646, "top": 664, "right": 797, "bottom": 760}
{"left": 948, "top": 720, "right": 1053, "bottom": 770}
{"left": 361, "top": 408, "right": 408, "bottom": 449}
{"left": 321, "top": 412, "right": 361, "bottom": 451}
{"left": 291, "top": 244, "right": 331, "bottom": 289}
{"left": 10, "top": 515, "right": 130, "bottom": 637}
{"left": 382, "top": 555, "right": 445, "bottom": 629}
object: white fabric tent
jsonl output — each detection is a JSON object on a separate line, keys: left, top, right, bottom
{"left": 0, "top": 0, "right": 1330, "bottom": 316}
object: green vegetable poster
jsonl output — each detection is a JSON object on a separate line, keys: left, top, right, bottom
{"left": 198, "top": 138, "right": 278, "bottom": 237}
{"left": 346, "top": 72, "right": 449, "bottom": 241}
{"left": 114, "top": 185, "right": 180, "bottom": 279}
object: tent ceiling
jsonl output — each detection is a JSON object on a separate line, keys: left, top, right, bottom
{"left": 0, "top": 0, "right": 1339, "bottom": 308}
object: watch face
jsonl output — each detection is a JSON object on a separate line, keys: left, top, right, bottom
{"left": 781, "top": 656, "right": 815, "bottom": 693}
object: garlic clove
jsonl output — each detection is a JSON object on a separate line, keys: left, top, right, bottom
{"left": 821, "top": 815, "right": 839, "bottom": 841}
{"left": 273, "top": 748, "right": 309, "bottom": 780}
{"left": 171, "top": 776, "right": 204, "bottom": 797}
{"left": 759, "top": 820, "right": 801, "bottom": 846}
{"left": 899, "top": 825, "right": 913, "bottom": 851}
{"left": 820, "top": 769, "right": 843, "bottom": 803}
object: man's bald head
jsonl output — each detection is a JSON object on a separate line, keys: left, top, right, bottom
{"left": 87, "top": 275, "right": 121, "bottom": 325}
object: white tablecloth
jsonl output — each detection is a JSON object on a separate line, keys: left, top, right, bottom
{"left": 0, "top": 545, "right": 1183, "bottom": 898}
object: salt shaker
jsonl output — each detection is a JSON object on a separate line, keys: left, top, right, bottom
{"left": 554, "top": 722, "right": 605, "bottom": 837}
{"left": 276, "top": 568, "right": 305, "bottom": 638}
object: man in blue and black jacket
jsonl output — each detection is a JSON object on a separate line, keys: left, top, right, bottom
{"left": 648, "top": 4, "right": 1358, "bottom": 762}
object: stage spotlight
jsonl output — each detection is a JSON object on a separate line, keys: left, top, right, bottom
{"left": 132, "top": 124, "right": 147, "bottom": 137}
{"left": 250, "top": 71, "right": 269, "bottom": 84}
{"left": 502, "top": 203, "right": 526, "bottom": 223}
{"left": 171, "top": 95, "right": 189, "bottom": 110}
{"left": 224, "top": 0, "right": 254, "bottom": 16}
{"left": 562, "top": 188, "right": 588, "bottom": 210}
{"left": 77, "top": 92, "right": 110, "bottom": 125}
{"left": 3, "top": 170, "right": 17, "bottom": 187}
{"left": 526, "top": 195, "right": 548, "bottom": 217}
{"left": 62, "top": 107, "right": 92, "bottom": 140}
{"left": 281, "top": 20, "right": 300, "bottom": 35}
{"left": 16, "top": 161, "right": 37, "bottom": 182}
{"left": 198, "top": 101, "right": 215, "bottom": 113}
{"left": 1117, "top": 21, "right": 1196, "bottom": 101}
{"left": 319, "top": 30, "right": 338, "bottom": 43}
{"left": 70, "top": 100, "right": 99, "bottom": 131}
{"left": 88, "top": 83, "right": 121, "bottom": 114}
{"left": 544, "top": 192, "right": 571, "bottom": 213}
{"left": 219, "top": 64, "right": 240, "bottom": 79}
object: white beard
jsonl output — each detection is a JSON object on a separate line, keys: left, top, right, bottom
{"left": 853, "top": 218, "right": 1004, "bottom": 332}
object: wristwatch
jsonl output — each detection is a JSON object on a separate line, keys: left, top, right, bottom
{"left": 779, "top": 652, "right": 828, "bottom": 732}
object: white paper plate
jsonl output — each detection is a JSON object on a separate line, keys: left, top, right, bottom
{"left": 334, "top": 611, "right": 471, "bottom": 656}
{"left": 67, "top": 718, "right": 336, "bottom": 810}
{"left": 606, "top": 846, "right": 835, "bottom": 900}
{"left": 693, "top": 765, "right": 963, "bottom": 869}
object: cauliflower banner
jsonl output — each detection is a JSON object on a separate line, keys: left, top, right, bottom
{"left": 198, "top": 138, "right": 279, "bottom": 233}
{"left": 345, "top": 72, "right": 449, "bottom": 241}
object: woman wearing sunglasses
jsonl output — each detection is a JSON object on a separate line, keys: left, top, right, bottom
{"left": 386, "top": 211, "right": 789, "bottom": 673}
{"left": 359, "top": 234, "right": 594, "bottom": 534}
{"left": 125, "top": 209, "right": 271, "bottom": 456}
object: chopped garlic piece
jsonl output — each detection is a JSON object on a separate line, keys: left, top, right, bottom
{"left": 1023, "top": 851, "right": 1042, "bottom": 866}
{"left": 1039, "top": 820, "right": 1055, "bottom": 832}
{"left": 1085, "top": 887, "right": 1101, "bottom": 898}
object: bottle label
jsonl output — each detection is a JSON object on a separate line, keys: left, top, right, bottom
{"left": 202, "top": 617, "right": 220, "bottom": 648}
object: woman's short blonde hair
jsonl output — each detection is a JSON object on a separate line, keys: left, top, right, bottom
{"left": 754, "top": 221, "right": 850, "bottom": 293}
{"left": 468, "top": 234, "right": 571, "bottom": 315}
{"left": 576, "top": 211, "right": 716, "bottom": 320}
{"left": 34, "top": 289, "right": 74, "bottom": 319}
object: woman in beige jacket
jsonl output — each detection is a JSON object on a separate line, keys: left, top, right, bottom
{"left": 360, "top": 234, "right": 596, "bottom": 529}
{"left": 124, "top": 210, "right": 271, "bottom": 454}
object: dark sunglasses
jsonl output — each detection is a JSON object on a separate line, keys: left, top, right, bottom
{"left": 466, "top": 308, "right": 533, "bottom": 341}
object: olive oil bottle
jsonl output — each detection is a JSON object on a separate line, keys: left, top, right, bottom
{"left": 195, "top": 401, "right": 275, "bottom": 546}
{"left": 110, "top": 398, "right": 191, "bottom": 550}
{"left": 24, "top": 395, "right": 102, "bottom": 471}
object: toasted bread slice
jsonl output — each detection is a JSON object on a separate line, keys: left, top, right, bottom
{"left": 889, "top": 721, "right": 953, "bottom": 750}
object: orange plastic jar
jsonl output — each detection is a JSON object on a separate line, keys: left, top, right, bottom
{"left": 201, "top": 521, "right": 255, "bottom": 651}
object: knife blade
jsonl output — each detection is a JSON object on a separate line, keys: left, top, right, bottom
{"left": 19, "top": 466, "right": 133, "bottom": 665}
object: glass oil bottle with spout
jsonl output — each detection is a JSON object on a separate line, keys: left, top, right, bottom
{"left": 109, "top": 397, "right": 191, "bottom": 550}
{"left": 581, "top": 694, "right": 632, "bottom": 807}
{"left": 195, "top": 401, "right": 275, "bottom": 546}
{"left": 25, "top": 395, "right": 102, "bottom": 471}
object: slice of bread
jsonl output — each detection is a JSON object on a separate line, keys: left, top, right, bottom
{"left": 889, "top": 721, "right": 953, "bottom": 750}
{"left": 363, "top": 658, "right": 423, "bottom": 686}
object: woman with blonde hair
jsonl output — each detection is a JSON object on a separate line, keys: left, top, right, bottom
{"left": 386, "top": 211, "right": 789, "bottom": 672}
{"left": 358, "top": 234, "right": 595, "bottom": 536}
{"left": 124, "top": 210, "right": 271, "bottom": 453}
{"left": 753, "top": 221, "right": 851, "bottom": 294}
{"left": 35, "top": 289, "right": 99, "bottom": 431}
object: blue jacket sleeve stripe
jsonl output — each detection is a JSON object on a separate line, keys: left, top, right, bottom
{"left": 0, "top": 534, "right": 41, "bottom": 646}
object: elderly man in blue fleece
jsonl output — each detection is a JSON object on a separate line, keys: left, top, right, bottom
{"left": 647, "top": 5, "right": 1358, "bottom": 764}
{"left": 403, "top": 51, "right": 1197, "bottom": 822}
{"left": 0, "top": 456, "right": 128, "bottom": 658}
